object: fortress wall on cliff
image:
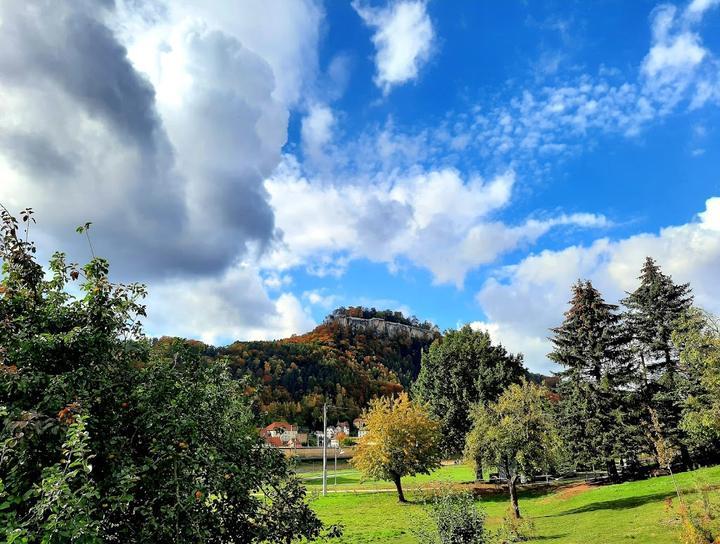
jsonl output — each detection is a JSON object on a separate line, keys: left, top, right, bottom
{"left": 325, "top": 315, "right": 438, "bottom": 341}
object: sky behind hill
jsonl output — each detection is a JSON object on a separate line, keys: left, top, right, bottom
{"left": 1, "top": 0, "right": 719, "bottom": 372}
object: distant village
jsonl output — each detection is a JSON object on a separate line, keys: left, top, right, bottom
{"left": 259, "top": 418, "right": 367, "bottom": 450}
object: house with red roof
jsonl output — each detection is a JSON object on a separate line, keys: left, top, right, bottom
{"left": 260, "top": 422, "right": 307, "bottom": 448}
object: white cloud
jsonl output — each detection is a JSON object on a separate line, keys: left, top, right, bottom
{"left": 119, "top": 0, "right": 322, "bottom": 107}
{"left": 272, "top": 293, "right": 317, "bottom": 339}
{"left": 640, "top": 3, "right": 714, "bottom": 110}
{"left": 334, "top": 0, "right": 719, "bottom": 175}
{"left": 262, "top": 271, "right": 293, "bottom": 290}
{"left": 264, "top": 159, "right": 607, "bottom": 287}
{"left": 686, "top": 0, "right": 720, "bottom": 19}
{"left": 469, "top": 320, "right": 550, "bottom": 369}
{"left": 323, "top": 53, "right": 352, "bottom": 100}
{"left": 0, "top": 0, "right": 323, "bottom": 281}
{"left": 146, "top": 264, "right": 315, "bottom": 345}
{"left": 353, "top": 0, "right": 434, "bottom": 94}
{"left": 475, "top": 197, "right": 720, "bottom": 373}
{"left": 643, "top": 31, "right": 705, "bottom": 79}
{"left": 302, "top": 289, "right": 339, "bottom": 309}
{"left": 301, "top": 103, "right": 335, "bottom": 164}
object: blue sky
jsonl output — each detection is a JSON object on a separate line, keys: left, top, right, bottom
{"left": 1, "top": 0, "right": 719, "bottom": 371}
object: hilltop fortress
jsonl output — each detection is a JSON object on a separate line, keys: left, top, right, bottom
{"left": 324, "top": 314, "right": 439, "bottom": 341}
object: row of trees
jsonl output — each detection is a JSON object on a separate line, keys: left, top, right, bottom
{"left": 410, "top": 258, "right": 720, "bottom": 486}
{"left": 413, "top": 326, "right": 525, "bottom": 464}
{"left": 550, "top": 258, "right": 720, "bottom": 479}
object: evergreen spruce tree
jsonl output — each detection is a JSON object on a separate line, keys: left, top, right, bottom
{"left": 549, "top": 280, "right": 632, "bottom": 480}
{"left": 621, "top": 257, "right": 694, "bottom": 467}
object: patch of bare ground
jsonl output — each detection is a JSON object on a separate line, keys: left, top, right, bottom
{"left": 539, "top": 482, "right": 594, "bottom": 503}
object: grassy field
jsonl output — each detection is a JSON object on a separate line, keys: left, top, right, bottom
{"left": 299, "top": 462, "right": 476, "bottom": 491}
{"left": 308, "top": 464, "right": 720, "bottom": 543}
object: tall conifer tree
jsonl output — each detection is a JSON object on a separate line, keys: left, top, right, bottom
{"left": 622, "top": 257, "right": 693, "bottom": 466}
{"left": 549, "top": 280, "right": 631, "bottom": 479}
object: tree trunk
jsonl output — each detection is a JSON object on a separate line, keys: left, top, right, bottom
{"left": 392, "top": 472, "right": 407, "bottom": 503}
{"left": 508, "top": 474, "right": 521, "bottom": 519}
{"left": 475, "top": 458, "right": 483, "bottom": 481}
{"left": 679, "top": 443, "right": 693, "bottom": 470}
{"left": 606, "top": 459, "right": 619, "bottom": 482}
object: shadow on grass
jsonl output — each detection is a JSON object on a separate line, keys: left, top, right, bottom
{"left": 543, "top": 491, "right": 676, "bottom": 517}
{"left": 473, "top": 485, "right": 561, "bottom": 504}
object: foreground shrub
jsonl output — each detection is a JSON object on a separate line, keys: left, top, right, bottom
{"left": 0, "top": 209, "right": 323, "bottom": 543}
{"left": 414, "top": 487, "right": 487, "bottom": 544}
{"left": 493, "top": 506, "right": 535, "bottom": 543}
{"left": 669, "top": 483, "right": 720, "bottom": 544}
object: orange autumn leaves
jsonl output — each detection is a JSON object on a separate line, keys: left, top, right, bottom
{"left": 57, "top": 402, "right": 81, "bottom": 425}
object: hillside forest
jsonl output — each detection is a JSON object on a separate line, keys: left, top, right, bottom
{"left": 153, "top": 307, "right": 440, "bottom": 430}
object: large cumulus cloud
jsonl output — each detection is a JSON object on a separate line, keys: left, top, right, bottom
{"left": 0, "top": 0, "right": 321, "bottom": 281}
{"left": 0, "top": 0, "right": 321, "bottom": 341}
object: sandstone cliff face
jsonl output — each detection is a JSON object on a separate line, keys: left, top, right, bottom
{"left": 325, "top": 315, "right": 438, "bottom": 341}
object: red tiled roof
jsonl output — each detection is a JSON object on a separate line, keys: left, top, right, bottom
{"left": 264, "top": 421, "right": 295, "bottom": 431}
{"left": 265, "top": 436, "right": 283, "bottom": 447}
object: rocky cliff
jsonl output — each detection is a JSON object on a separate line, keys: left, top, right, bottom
{"left": 324, "top": 315, "right": 439, "bottom": 341}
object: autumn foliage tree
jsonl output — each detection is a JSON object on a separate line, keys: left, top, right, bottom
{"left": 221, "top": 312, "right": 436, "bottom": 429}
{"left": 351, "top": 393, "right": 441, "bottom": 503}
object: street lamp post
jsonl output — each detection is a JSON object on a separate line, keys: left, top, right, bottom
{"left": 322, "top": 402, "right": 327, "bottom": 496}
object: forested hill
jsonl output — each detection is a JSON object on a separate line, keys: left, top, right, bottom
{"left": 151, "top": 308, "right": 555, "bottom": 430}
{"left": 158, "top": 308, "right": 441, "bottom": 429}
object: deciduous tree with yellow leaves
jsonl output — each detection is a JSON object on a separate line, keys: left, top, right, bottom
{"left": 351, "top": 393, "right": 441, "bottom": 502}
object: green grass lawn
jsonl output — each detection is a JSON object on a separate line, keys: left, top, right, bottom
{"left": 308, "top": 464, "right": 720, "bottom": 543}
{"left": 300, "top": 462, "right": 475, "bottom": 491}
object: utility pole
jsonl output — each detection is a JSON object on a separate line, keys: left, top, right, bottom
{"left": 322, "top": 401, "right": 328, "bottom": 496}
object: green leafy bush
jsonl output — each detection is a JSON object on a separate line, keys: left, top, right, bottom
{"left": 493, "top": 506, "right": 535, "bottom": 543}
{"left": 339, "top": 436, "right": 357, "bottom": 447}
{"left": 415, "top": 487, "right": 487, "bottom": 544}
{"left": 0, "top": 208, "right": 324, "bottom": 543}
